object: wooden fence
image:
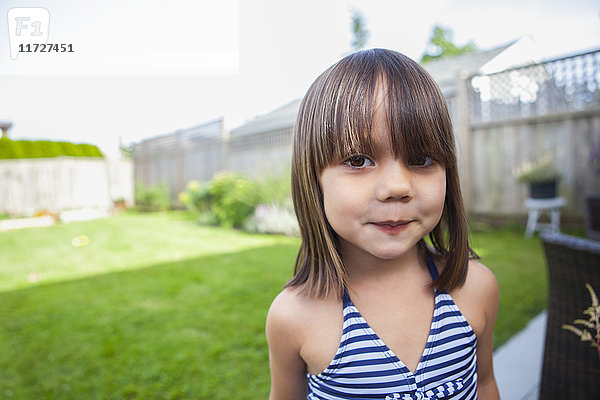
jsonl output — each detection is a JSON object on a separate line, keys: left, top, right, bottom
{"left": 132, "top": 118, "right": 292, "bottom": 199}
{"left": 459, "top": 50, "right": 600, "bottom": 217}
{"left": 0, "top": 156, "right": 134, "bottom": 216}
{"left": 133, "top": 49, "right": 600, "bottom": 218}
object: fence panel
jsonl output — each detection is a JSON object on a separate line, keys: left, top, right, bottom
{"left": 132, "top": 118, "right": 293, "bottom": 199}
{"left": 133, "top": 118, "right": 225, "bottom": 198}
{"left": 227, "top": 128, "right": 293, "bottom": 177}
{"left": 0, "top": 157, "right": 133, "bottom": 216}
{"left": 468, "top": 49, "right": 600, "bottom": 217}
{"left": 470, "top": 50, "right": 600, "bottom": 123}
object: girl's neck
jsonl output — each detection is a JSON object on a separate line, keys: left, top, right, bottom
{"left": 341, "top": 243, "right": 426, "bottom": 289}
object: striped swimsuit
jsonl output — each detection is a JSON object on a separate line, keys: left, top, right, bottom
{"left": 307, "top": 257, "right": 478, "bottom": 399}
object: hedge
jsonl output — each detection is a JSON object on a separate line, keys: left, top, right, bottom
{"left": 0, "top": 139, "right": 103, "bottom": 159}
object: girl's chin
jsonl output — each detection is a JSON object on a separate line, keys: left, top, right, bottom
{"left": 346, "top": 244, "right": 421, "bottom": 262}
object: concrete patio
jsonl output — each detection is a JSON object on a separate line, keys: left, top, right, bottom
{"left": 493, "top": 311, "right": 547, "bottom": 400}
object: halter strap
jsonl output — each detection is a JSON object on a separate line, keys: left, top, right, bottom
{"left": 425, "top": 254, "right": 439, "bottom": 281}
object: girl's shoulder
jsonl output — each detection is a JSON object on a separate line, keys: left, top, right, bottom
{"left": 267, "top": 285, "right": 341, "bottom": 342}
{"left": 267, "top": 286, "right": 310, "bottom": 331}
{"left": 463, "top": 259, "right": 498, "bottom": 299}
{"left": 449, "top": 259, "right": 499, "bottom": 336}
{"left": 267, "top": 285, "right": 344, "bottom": 376}
{"left": 269, "top": 286, "right": 317, "bottom": 317}
{"left": 434, "top": 254, "right": 497, "bottom": 296}
{"left": 450, "top": 258, "right": 498, "bottom": 304}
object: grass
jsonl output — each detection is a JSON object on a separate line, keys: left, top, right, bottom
{"left": 0, "top": 212, "right": 548, "bottom": 398}
{"left": 470, "top": 221, "right": 548, "bottom": 346}
{"left": 0, "top": 211, "right": 289, "bottom": 292}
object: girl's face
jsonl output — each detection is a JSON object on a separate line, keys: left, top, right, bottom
{"left": 319, "top": 84, "right": 446, "bottom": 264}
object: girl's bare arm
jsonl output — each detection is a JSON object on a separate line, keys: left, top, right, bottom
{"left": 470, "top": 260, "right": 500, "bottom": 400}
{"left": 266, "top": 290, "right": 308, "bottom": 400}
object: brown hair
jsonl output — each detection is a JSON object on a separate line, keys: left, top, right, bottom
{"left": 287, "top": 48, "right": 476, "bottom": 299}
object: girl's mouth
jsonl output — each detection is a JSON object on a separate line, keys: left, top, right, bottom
{"left": 371, "top": 220, "right": 412, "bottom": 234}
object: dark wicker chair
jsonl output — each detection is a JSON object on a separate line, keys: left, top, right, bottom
{"left": 539, "top": 232, "right": 600, "bottom": 399}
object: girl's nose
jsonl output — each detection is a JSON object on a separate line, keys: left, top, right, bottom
{"left": 375, "top": 160, "right": 414, "bottom": 202}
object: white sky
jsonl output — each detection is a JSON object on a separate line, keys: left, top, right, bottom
{"left": 1, "top": 0, "right": 599, "bottom": 155}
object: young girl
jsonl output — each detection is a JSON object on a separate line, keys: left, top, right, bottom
{"left": 266, "top": 48, "right": 499, "bottom": 400}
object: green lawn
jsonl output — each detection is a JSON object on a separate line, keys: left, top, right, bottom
{"left": 0, "top": 212, "right": 547, "bottom": 399}
{"left": 469, "top": 222, "right": 548, "bottom": 346}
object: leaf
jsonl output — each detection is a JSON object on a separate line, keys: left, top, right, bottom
{"left": 580, "top": 330, "right": 593, "bottom": 342}
{"left": 583, "top": 307, "right": 597, "bottom": 318}
{"left": 563, "top": 324, "right": 594, "bottom": 343}
{"left": 586, "top": 283, "right": 599, "bottom": 308}
{"left": 574, "top": 319, "right": 596, "bottom": 329}
{"left": 562, "top": 324, "right": 585, "bottom": 337}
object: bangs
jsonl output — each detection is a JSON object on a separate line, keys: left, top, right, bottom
{"left": 301, "top": 49, "right": 456, "bottom": 172}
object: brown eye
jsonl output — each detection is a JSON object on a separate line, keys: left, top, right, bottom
{"left": 409, "top": 155, "right": 434, "bottom": 167}
{"left": 344, "top": 155, "right": 374, "bottom": 168}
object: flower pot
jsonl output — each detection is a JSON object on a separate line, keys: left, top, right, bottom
{"left": 585, "top": 193, "right": 600, "bottom": 240}
{"left": 529, "top": 181, "right": 557, "bottom": 199}
{"left": 113, "top": 199, "right": 127, "bottom": 213}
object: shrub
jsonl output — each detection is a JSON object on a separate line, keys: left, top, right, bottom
{"left": 209, "top": 172, "right": 262, "bottom": 228}
{"left": 179, "top": 180, "right": 217, "bottom": 224}
{"left": 244, "top": 200, "right": 299, "bottom": 236}
{"left": 179, "top": 180, "right": 211, "bottom": 214}
{"left": 79, "top": 143, "right": 104, "bottom": 157}
{"left": 179, "top": 172, "right": 292, "bottom": 230}
{"left": 0, "top": 139, "right": 103, "bottom": 159}
{"left": 16, "top": 140, "right": 34, "bottom": 158}
{"left": 59, "top": 141, "right": 84, "bottom": 157}
{"left": 0, "top": 138, "right": 23, "bottom": 159}
{"left": 255, "top": 172, "right": 291, "bottom": 208}
{"left": 38, "top": 141, "right": 62, "bottom": 157}
{"left": 135, "top": 182, "right": 171, "bottom": 212}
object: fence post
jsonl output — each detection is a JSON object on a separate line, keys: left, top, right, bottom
{"left": 456, "top": 70, "right": 473, "bottom": 213}
{"left": 175, "top": 131, "right": 185, "bottom": 198}
{"left": 221, "top": 124, "right": 231, "bottom": 172}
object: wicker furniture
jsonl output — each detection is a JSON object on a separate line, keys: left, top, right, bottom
{"left": 585, "top": 193, "right": 600, "bottom": 240}
{"left": 539, "top": 232, "right": 600, "bottom": 399}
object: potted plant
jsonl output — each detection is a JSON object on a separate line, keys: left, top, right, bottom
{"left": 113, "top": 197, "right": 127, "bottom": 213}
{"left": 586, "top": 137, "right": 600, "bottom": 239}
{"left": 514, "top": 153, "right": 561, "bottom": 199}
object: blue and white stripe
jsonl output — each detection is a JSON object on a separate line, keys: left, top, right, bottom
{"left": 307, "top": 261, "right": 478, "bottom": 399}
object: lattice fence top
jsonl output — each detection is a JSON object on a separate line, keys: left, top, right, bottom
{"left": 470, "top": 49, "right": 600, "bottom": 123}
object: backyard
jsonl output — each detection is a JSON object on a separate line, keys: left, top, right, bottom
{"left": 0, "top": 211, "right": 548, "bottom": 399}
